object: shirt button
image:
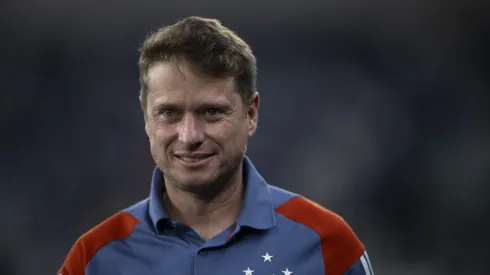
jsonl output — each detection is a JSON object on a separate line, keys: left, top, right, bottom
{"left": 199, "top": 250, "right": 208, "bottom": 256}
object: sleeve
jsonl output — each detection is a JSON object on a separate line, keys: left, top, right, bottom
{"left": 344, "top": 251, "right": 374, "bottom": 275}
{"left": 56, "top": 212, "right": 139, "bottom": 275}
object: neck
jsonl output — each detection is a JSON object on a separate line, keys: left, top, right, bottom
{"left": 162, "top": 166, "right": 244, "bottom": 240}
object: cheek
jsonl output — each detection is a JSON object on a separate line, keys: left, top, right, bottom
{"left": 148, "top": 122, "right": 173, "bottom": 149}
{"left": 207, "top": 120, "right": 248, "bottom": 146}
{"left": 147, "top": 121, "right": 159, "bottom": 141}
{"left": 207, "top": 120, "right": 239, "bottom": 138}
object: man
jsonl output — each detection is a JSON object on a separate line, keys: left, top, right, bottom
{"left": 58, "top": 16, "right": 374, "bottom": 275}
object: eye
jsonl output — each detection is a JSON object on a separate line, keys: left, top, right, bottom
{"left": 155, "top": 107, "right": 181, "bottom": 123}
{"left": 158, "top": 108, "right": 177, "bottom": 117}
{"left": 205, "top": 109, "right": 219, "bottom": 116}
{"left": 201, "top": 108, "right": 225, "bottom": 121}
{"left": 163, "top": 110, "right": 175, "bottom": 117}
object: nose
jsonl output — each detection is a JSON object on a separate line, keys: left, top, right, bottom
{"left": 177, "top": 114, "right": 204, "bottom": 146}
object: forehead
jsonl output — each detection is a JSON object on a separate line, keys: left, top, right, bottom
{"left": 146, "top": 61, "right": 239, "bottom": 106}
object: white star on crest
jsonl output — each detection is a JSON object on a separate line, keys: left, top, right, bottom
{"left": 282, "top": 268, "right": 293, "bottom": 275}
{"left": 262, "top": 252, "right": 273, "bottom": 262}
{"left": 243, "top": 267, "right": 254, "bottom": 275}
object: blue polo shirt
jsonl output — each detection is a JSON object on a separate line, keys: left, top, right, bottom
{"left": 58, "top": 157, "right": 374, "bottom": 275}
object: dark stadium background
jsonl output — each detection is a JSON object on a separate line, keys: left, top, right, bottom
{"left": 1, "top": 1, "right": 489, "bottom": 274}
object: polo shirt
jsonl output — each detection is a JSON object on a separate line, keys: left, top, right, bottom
{"left": 58, "top": 156, "right": 374, "bottom": 275}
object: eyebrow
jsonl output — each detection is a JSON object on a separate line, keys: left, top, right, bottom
{"left": 195, "top": 102, "right": 232, "bottom": 111}
{"left": 151, "top": 102, "right": 180, "bottom": 111}
{"left": 151, "top": 100, "right": 232, "bottom": 112}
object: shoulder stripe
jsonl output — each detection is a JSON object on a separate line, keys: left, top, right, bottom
{"left": 276, "top": 196, "right": 365, "bottom": 275}
{"left": 58, "top": 212, "right": 139, "bottom": 275}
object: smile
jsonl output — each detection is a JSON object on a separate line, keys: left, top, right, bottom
{"left": 177, "top": 155, "right": 211, "bottom": 162}
{"left": 175, "top": 154, "right": 214, "bottom": 167}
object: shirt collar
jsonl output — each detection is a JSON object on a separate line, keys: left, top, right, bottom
{"left": 148, "top": 156, "right": 276, "bottom": 232}
{"left": 148, "top": 165, "right": 171, "bottom": 232}
{"left": 237, "top": 156, "right": 276, "bottom": 230}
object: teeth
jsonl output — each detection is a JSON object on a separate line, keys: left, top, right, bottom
{"left": 179, "top": 156, "right": 208, "bottom": 162}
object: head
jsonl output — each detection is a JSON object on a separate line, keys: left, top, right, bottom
{"left": 139, "top": 16, "right": 259, "bottom": 194}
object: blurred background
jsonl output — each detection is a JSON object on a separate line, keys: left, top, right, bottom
{"left": 1, "top": 1, "right": 489, "bottom": 274}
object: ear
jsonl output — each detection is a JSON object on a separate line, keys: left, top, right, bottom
{"left": 247, "top": 92, "right": 260, "bottom": 136}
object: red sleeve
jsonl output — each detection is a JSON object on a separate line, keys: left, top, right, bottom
{"left": 276, "top": 196, "right": 365, "bottom": 275}
{"left": 57, "top": 212, "right": 139, "bottom": 275}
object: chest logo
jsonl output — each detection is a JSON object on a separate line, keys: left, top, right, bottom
{"left": 242, "top": 253, "right": 293, "bottom": 275}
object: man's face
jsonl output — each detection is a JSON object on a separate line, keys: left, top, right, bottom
{"left": 142, "top": 61, "right": 259, "bottom": 193}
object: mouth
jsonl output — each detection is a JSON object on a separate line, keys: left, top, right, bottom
{"left": 174, "top": 154, "right": 215, "bottom": 166}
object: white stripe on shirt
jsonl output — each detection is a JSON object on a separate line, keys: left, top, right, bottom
{"left": 360, "top": 253, "right": 372, "bottom": 275}
{"left": 364, "top": 252, "right": 374, "bottom": 274}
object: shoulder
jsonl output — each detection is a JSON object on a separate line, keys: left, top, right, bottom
{"left": 273, "top": 190, "right": 366, "bottom": 275}
{"left": 76, "top": 211, "right": 140, "bottom": 248}
{"left": 268, "top": 184, "right": 350, "bottom": 233}
{"left": 58, "top": 203, "right": 144, "bottom": 275}
{"left": 276, "top": 195, "right": 355, "bottom": 238}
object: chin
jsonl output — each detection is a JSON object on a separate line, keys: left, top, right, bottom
{"left": 174, "top": 171, "right": 217, "bottom": 187}
{"left": 178, "top": 177, "right": 218, "bottom": 194}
